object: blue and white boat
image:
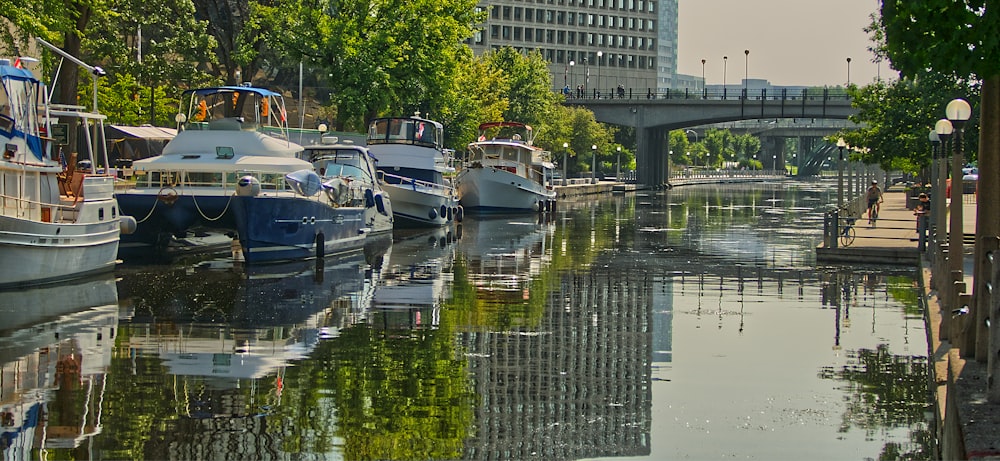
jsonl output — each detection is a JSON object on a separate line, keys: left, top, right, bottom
{"left": 229, "top": 137, "right": 393, "bottom": 263}
{"left": 456, "top": 122, "right": 557, "bottom": 213}
{"left": 115, "top": 84, "right": 311, "bottom": 250}
{"left": 366, "top": 115, "right": 462, "bottom": 227}
{"left": 0, "top": 56, "right": 129, "bottom": 288}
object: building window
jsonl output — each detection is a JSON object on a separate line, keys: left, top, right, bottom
{"left": 568, "top": 31, "right": 575, "bottom": 44}
{"left": 557, "top": 30, "right": 565, "bottom": 44}
{"left": 502, "top": 26, "right": 511, "bottom": 39}
{"left": 514, "top": 27, "right": 522, "bottom": 40}
{"left": 568, "top": 12, "right": 575, "bottom": 25}
{"left": 536, "top": 9, "right": 544, "bottom": 22}
{"left": 546, "top": 10, "right": 554, "bottom": 23}
{"left": 546, "top": 29, "right": 554, "bottom": 43}
{"left": 474, "top": 30, "right": 484, "bottom": 44}
{"left": 491, "top": 7, "right": 499, "bottom": 19}
{"left": 557, "top": 11, "right": 565, "bottom": 24}
{"left": 525, "top": 8, "right": 533, "bottom": 21}
{"left": 514, "top": 7, "right": 522, "bottom": 20}
{"left": 503, "top": 6, "right": 511, "bottom": 19}
{"left": 491, "top": 25, "right": 499, "bottom": 39}
{"left": 557, "top": 49, "right": 564, "bottom": 63}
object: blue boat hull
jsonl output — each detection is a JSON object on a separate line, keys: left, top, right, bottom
{"left": 116, "top": 192, "right": 237, "bottom": 245}
{"left": 232, "top": 195, "right": 369, "bottom": 263}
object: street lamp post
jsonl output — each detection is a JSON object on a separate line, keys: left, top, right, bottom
{"left": 591, "top": 144, "right": 597, "bottom": 184}
{"left": 701, "top": 59, "right": 706, "bottom": 98}
{"left": 582, "top": 57, "right": 587, "bottom": 94}
{"left": 935, "top": 118, "right": 953, "bottom": 262}
{"left": 846, "top": 57, "right": 852, "bottom": 86}
{"left": 596, "top": 51, "right": 603, "bottom": 98}
{"left": 836, "top": 138, "right": 846, "bottom": 208}
{"left": 616, "top": 146, "right": 622, "bottom": 182}
{"left": 723, "top": 56, "right": 728, "bottom": 100}
{"left": 569, "top": 60, "right": 575, "bottom": 89}
{"left": 562, "top": 142, "right": 569, "bottom": 186}
{"left": 928, "top": 129, "right": 940, "bottom": 236}
{"left": 946, "top": 98, "right": 972, "bottom": 274}
{"left": 685, "top": 129, "right": 699, "bottom": 167}
{"left": 743, "top": 49, "right": 749, "bottom": 98}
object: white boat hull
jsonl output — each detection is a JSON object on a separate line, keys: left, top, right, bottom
{"left": 0, "top": 215, "right": 121, "bottom": 287}
{"left": 382, "top": 182, "right": 461, "bottom": 226}
{"left": 457, "top": 167, "right": 556, "bottom": 212}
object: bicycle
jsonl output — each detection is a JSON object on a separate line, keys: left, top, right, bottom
{"left": 867, "top": 201, "right": 881, "bottom": 227}
{"left": 840, "top": 217, "right": 856, "bottom": 247}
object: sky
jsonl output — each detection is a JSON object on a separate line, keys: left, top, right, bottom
{"left": 677, "top": 0, "right": 897, "bottom": 87}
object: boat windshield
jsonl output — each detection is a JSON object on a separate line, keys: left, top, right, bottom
{"left": 182, "top": 87, "right": 286, "bottom": 136}
{"left": 367, "top": 118, "right": 440, "bottom": 148}
{"left": 313, "top": 150, "right": 375, "bottom": 183}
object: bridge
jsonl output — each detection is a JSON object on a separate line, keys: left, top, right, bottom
{"left": 564, "top": 88, "right": 858, "bottom": 187}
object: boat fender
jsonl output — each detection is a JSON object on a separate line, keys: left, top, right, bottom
{"left": 440, "top": 205, "right": 448, "bottom": 220}
{"left": 374, "top": 193, "right": 387, "bottom": 214}
{"left": 428, "top": 207, "right": 438, "bottom": 220}
{"left": 532, "top": 201, "right": 540, "bottom": 212}
{"left": 446, "top": 206, "right": 453, "bottom": 221}
{"left": 120, "top": 215, "right": 138, "bottom": 235}
{"left": 237, "top": 176, "right": 261, "bottom": 197}
{"left": 456, "top": 206, "right": 464, "bottom": 222}
{"left": 364, "top": 189, "right": 375, "bottom": 208}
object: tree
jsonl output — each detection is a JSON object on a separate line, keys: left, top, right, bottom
{"left": 484, "top": 47, "right": 558, "bottom": 130}
{"left": 259, "top": 0, "right": 484, "bottom": 131}
{"left": 841, "top": 74, "right": 978, "bottom": 177}
{"left": 880, "top": 1, "right": 1000, "bottom": 383}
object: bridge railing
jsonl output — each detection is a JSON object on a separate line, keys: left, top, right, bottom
{"left": 563, "top": 87, "right": 851, "bottom": 102}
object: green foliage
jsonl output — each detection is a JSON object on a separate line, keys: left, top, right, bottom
{"left": 434, "top": 53, "right": 509, "bottom": 150}
{"left": 260, "top": 0, "right": 484, "bottom": 131}
{"left": 838, "top": 74, "right": 979, "bottom": 173}
{"left": 881, "top": 1, "right": 1000, "bottom": 81}
{"left": 484, "top": 47, "right": 557, "bottom": 129}
{"left": 97, "top": 73, "right": 180, "bottom": 126}
{"left": 540, "top": 104, "right": 616, "bottom": 176}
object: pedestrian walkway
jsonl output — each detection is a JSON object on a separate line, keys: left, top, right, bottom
{"left": 816, "top": 188, "right": 977, "bottom": 266}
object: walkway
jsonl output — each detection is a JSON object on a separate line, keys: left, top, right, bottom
{"left": 816, "top": 188, "right": 977, "bottom": 266}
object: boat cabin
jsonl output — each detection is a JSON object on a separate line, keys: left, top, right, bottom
{"left": 177, "top": 85, "right": 289, "bottom": 138}
{"left": 367, "top": 116, "right": 443, "bottom": 149}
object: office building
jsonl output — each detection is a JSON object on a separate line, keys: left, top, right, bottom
{"left": 469, "top": 0, "right": 678, "bottom": 95}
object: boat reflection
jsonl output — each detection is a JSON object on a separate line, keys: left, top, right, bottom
{"left": 371, "top": 227, "right": 459, "bottom": 330}
{"left": 457, "top": 215, "right": 554, "bottom": 295}
{"left": 119, "top": 241, "right": 390, "bottom": 383}
{"left": 0, "top": 275, "right": 119, "bottom": 459}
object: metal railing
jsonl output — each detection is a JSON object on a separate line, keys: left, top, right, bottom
{"left": 563, "top": 87, "right": 851, "bottom": 102}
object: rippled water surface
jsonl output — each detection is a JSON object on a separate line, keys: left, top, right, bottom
{"left": 1, "top": 180, "right": 931, "bottom": 460}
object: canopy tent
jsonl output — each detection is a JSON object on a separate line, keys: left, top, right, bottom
{"left": 105, "top": 124, "right": 176, "bottom": 166}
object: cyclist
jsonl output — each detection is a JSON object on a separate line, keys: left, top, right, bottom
{"left": 866, "top": 180, "right": 883, "bottom": 223}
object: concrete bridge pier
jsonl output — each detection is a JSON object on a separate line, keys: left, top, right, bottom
{"left": 636, "top": 123, "right": 669, "bottom": 188}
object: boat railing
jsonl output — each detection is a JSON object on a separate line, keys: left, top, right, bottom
{"left": 377, "top": 171, "right": 457, "bottom": 196}
{"left": 0, "top": 190, "right": 92, "bottom": 223}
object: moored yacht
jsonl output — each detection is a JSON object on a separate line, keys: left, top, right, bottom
{"left": 229, "top": 137, "right": 393, "bottom": 263}
{"left": 0, "top": 52, "right": 131, "bottom": 288}
{"left": 456, "top": 122, "right": 557, "bottom": 213}
{"left": 366, "top": 115, "right": 462, "bottom": 227}
{"left": 115, "top": 84, "right": 310, "bottom": 250}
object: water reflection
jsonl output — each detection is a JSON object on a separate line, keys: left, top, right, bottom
{"left": 0, "top": 181, "right": 933, "bottom": 460}
{"left": 0, "top": 275, "right": 119, "bottom": 459}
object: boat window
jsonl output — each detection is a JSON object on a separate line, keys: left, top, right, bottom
{"left": 386, "top": 119, "right": 407, "bottom": 142}
{"left": 258, "top": 173, "right": 285, "bottom": 190}
{"left": 186, "top": 172, "right": 224, "bottom": 187}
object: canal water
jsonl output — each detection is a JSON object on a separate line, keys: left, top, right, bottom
{"left": 0, "top": 180, "right": 932, "bottom": 460}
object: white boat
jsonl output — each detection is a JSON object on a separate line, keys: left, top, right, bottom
{"left": 366, "top": 115, "right": 462, "bottom": 227}
{"left": 115, "top": 84, "right": 312, "bottom": 251}
{"left": 0, "top": 56, "right": 129, "bottom": 288}
{"left": 456, "top": 122, "right": 557, "bottom": 213}
{"left": 229, "top": 138, "right": 394, "bottom": 262}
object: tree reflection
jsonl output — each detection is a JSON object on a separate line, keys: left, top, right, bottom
{"left": 818, "top": 344, "right": 933, "bottom": 460}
